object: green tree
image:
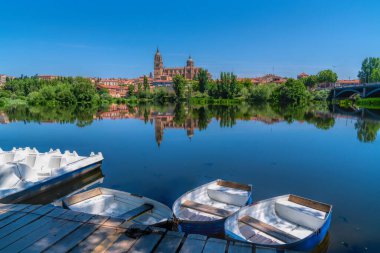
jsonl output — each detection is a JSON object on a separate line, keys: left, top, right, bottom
{"left": 217, "top": 72, "right": 240, "bottom": 99}
{"left": 197, "top": 69, "right": 209, "bottom": 93}
{"left": 143, "top": 75, "right": 150, "bottom": 91}
{"left": 240, "top": 78, "right": 253, "bottom": 89}
{"left": 127, "top": 84, "right": 135, "bottom": 97}
{"left": 301, "top": 75, "right": 318, "bottom": 89}
{"left": 317, "top": 70, "right": 338, "bottom": 85}
{"left": 358, "top": 57, "right": 380, "bottom": 83}
{"left": 173, "top": 75, "right": 186, "bottom": 99}
{"left": 271, "top": 78, "right": 309, "bottom": 105}
{"left": 370, "top": 68, "right": 380, "bottom": 83}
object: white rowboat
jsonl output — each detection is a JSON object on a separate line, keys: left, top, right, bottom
{"left": 63, "top": 187, "right": 173, "bottom": 226}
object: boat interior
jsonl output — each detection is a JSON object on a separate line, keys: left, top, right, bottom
{"left": 65, "top": 188, "right": 172, "bottom": 225}
{"left": 229, "top": 194, "right": 331, "bottom": 245}
{"left": 174, "top": 180, "right": 252, "bottom": 222}
{"left": 0, "top": 147, "right": 99, "bottom": 198}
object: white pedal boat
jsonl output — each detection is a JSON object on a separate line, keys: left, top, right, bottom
{"left": 62, "top": 187, "right": 173, "bottom": 226}
{"left": 173, "top": 179, "right": 253, "bottom": 235}
{"left": 225, "top": 194, "right": 332, "bottom": 251}
{"left": 0, "top": 147, "right": 103, "bottom": 203}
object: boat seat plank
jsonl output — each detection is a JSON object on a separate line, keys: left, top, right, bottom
{"left": 181, "top": 200, "right": 233, "bottom": 218}
{"left": 239, "top": 216, "right": 299, "bottom": 244}
{"left": 203, "top": 238, "right": 227, "bottom": 253}
{"left": 288, "top": 195, "right": 330, "bottom": 213}
{"left": 154, "top": 231, "right": 184, "bottom": 253}
{"left": 117, "top": 203, "right": 154, "bottom": 221}
{"left": 63, "top": 187, "right": 103, "bottom": 206}
{"left": 217, "top": 180, "right": 251, "bottom": 192}
{"left": 179, "top": 234, "right": 207, "bottom": 253}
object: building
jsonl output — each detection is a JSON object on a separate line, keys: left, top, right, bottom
{"left": 0, "top": 75, "right": 6, "bottom": 86}
{"left": 297, "top": 72, "right": 309, "bottom": 79}
{"left": 336, "top": 79, "right": 360, "bottom": 87}
{"left": 37, "top": 75, "right": 59, "bottom": 80}
{"left": 153, "top": 48, "right": 204, "bottom": 81}
{"left": 240, "top": 74, "right": 287, "bottom": 85}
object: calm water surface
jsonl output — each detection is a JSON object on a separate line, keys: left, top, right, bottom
{"left": 0, "top": 104, "right": 379, "bottom": 253}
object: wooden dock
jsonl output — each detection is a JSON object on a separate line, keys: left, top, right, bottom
{"left": 0, "top": 204, "right": 301, "bottom": 253}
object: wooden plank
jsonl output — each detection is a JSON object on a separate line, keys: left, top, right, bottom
{"left": 255, "top": 246, "right": 278, "bottom": 253}
{"left": 239, "top": 216, "right": 299, "bottom": 244}
{"left": 125, "top": 231, "right": 163, "bottom": 253}
{"left": 228, "top": 241, "right": 253, "bottom": 253}
{"left": 105, "top": 233, "right": 137, "bottom": 253}
{"left": 91, "top": 231, "right": 123, "bottom": 253}
{"left": 217, "top": 180, "right": 252, "bottom": 192}
{"left": 179, "top": 234, "right": 207, "bottom": 253}
{"left": 0, "top": 206, "right": 53, "bottom": 239}
{"left": 154, "top": 231, "right": 184, "bottom": 253}
{"left": 19, "top": 213, "right": 94, "bottom": 253}
{"left": 44, "top": 216, "right": 109, "bottom": 253}
{"left": 118, "top": 203, "right": 154, "bottom": 221}
{"left": 202, "top": 238, "right": 227, "bottom": 253}
{"left": 69, "top": 227, "right": 121, "bottom": 253}
{"left": 62, "top": 187, "right": 102, "bottom": 206}
{"left": 0, "top": 209, "right": 75, "bottom": 252}
{"left": 288, "top": 195, "right": 331, "bottom": 213}
{"left": 0, "top": 215, "right": 55, "bottom": 250}
{"left": 181, "top": 200, "right": 233, "bottom": 218}
{"left": 0, "top": 204, "right": 40, "bottom": 228}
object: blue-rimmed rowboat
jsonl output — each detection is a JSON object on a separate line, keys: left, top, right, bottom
{"left": 173, "top": 179, "right": 253, "bottom": 235}
{"left": 225, "top": 194, "right": 332, "bottom": 251}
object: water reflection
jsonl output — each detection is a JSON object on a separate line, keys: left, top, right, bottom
{"left": 1, "top": 103, "right": 380, "bottom": 144}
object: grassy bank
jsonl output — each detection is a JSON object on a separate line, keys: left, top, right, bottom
{"left": 356, "top": 98, "right": 380, "bottom": 109}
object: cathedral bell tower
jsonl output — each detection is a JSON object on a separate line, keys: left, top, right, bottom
{"left": 154, "top": 48, "right": 163, "bottom": 79}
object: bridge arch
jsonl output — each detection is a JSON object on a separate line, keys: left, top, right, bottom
{"left": 365, "top": 88, "right": 380, "bottom": 98}
{"left": 335, "top": 89, "right": 361, "bottom": 98}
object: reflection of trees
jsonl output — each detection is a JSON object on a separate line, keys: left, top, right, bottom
{"left": 3, "top": 104, "right": 96, "bottom": 127}
{"left": 355, "top": 119, "right": 380, "bottom": 143}
{"left": 174, "top": 103, "right": 187, "bottom": 124}
{"left": 210, "top": 105, "right": 238, "bottom": 128}
{"left": 304, "top": 112, "right": 335, "bottom": 130}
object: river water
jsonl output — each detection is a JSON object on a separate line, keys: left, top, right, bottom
{"left": 0, "top": 103, "right": 379, "bottom": 253}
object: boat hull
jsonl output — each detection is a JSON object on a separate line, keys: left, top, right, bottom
{"left": 0, "top": 161, "right": 103, "bottom": 204}
{"left": 225, "top": 195, "right": 332, "bottom": 251}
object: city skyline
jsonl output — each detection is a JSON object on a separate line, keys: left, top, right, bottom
{"left": 1, "top": 0, "right": 380, "bottom": 79}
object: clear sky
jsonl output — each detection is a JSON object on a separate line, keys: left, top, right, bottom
{"left": 1, "top": 0, "right": 379, "bottom": 79}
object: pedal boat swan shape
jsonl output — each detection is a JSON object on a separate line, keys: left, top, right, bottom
{"left": 173, "top": 179, "right": 252, "bottom": 235}
{"left": 224, "top": 194, "right": 332, "bottom": 251}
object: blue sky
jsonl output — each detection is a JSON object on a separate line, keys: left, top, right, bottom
{"left": 1, "top": 0, "right": 379, "bottom": 79}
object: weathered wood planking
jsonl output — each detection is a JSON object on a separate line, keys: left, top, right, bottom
{"left": 217, "top": 180, "right": 252, "bottom": 192}
{"left": 0, "top": 204, "right": 304, "bottom": 253}
{"left": 288, "top": 194, "right": 331, "bottom": 213}
{"left": 203, "top": 237, "right": 227, "bottom": 253}
{"left": 181, "top": 200, "right": 233, "bottom": 217}
{"left": 179, "top": 234, "right": 207, "bottom": 253}
{"left": 154, "top": 230, "right": 185, "bottom": 253}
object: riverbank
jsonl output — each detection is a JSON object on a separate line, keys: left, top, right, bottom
{"left": 337, "top": 97, "right": 380, "bottom": 109}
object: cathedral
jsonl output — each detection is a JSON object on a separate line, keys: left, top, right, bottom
{"left": 153, "top": 48, "right": 203, "bottom": 81}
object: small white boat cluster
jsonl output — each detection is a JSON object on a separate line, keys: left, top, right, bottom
{"left": 62, "top": 179, "right": 331, "bottom": 250}
{"left": 0, "top": 147, "right": 103, "bottom": 199}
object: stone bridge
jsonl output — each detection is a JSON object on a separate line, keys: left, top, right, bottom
{"left": 330, "top": 83, "right": 380, "bottom": 99}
